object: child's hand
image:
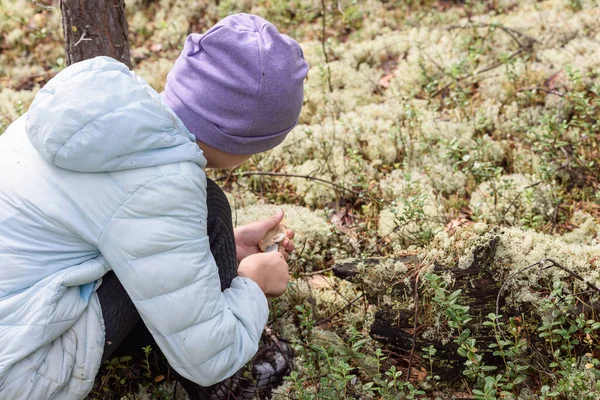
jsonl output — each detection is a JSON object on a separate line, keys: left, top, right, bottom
{"left": 234, "top": 210, "right": 295, "bottom": 262}
{"left": 237, "top": 252, "right": 290, "bottom": 297}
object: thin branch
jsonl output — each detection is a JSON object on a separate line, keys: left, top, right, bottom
{"left": 320, "top": 0, "right": 333, "bottom": 93}
{"left": 543, "top": 258, "right": 600, "bottom": 293}
{"left": 73, "top": 32, "right": 92, "bottom": 47}
{"left": 476, "top": 48, "right": 524, "bottom": 75}
{"left": 516, "top": 87, "right": 566, "bottom": 98}
{"left": 406, "top": 271, "right": 421, "bottom": 382}
{"left": 431, "top": 48, "right": 523, "bottom": 98}
{"left": 495, "top": 260, "right": 545, "bottom": 341}
{"left": 172, "top": 381, "right": 178, "bottom": 399}
{"left": 501, "top": 180, "right": 543, "bottom": 219}
{"left": 289, "top": 237, "right": 308, "bottom": 273}
{"left": 495, "top": 258, "right": 600, "bottom": 342}
{"left": 313, "top": 293, "right": 365, "bottom": 326}
{"left": 549, "top": 197, "right": 561, "bottom": 235}
{"left": 335, "top": 0, "right": 344, "bottom": 15}
{"left": 419, "top": 47, "right": 446, "bottom": 75}
{"left": 213, "top": 171, "right": 362, "bottom": 195}
{"left": 299, "top": 265, "right": 337, "bottom": 277}
{"left": 8, "top": 71, "right": 55, "bottom": 82}
{"left": 265, "top": 324, "right": 293, "bottom": 365}
{"left": 449, "top": 20, "right": 540, "bottom": 48}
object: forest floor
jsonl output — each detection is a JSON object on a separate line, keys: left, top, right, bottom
{"left": 2, "top": 0, "right": 600, "bottom": 398}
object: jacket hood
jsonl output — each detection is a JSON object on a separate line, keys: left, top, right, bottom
{"left": 26, "top": 57, "right": 206, "bottom": 173}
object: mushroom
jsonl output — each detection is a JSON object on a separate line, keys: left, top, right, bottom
{"left": 259, "top": 224, "right": 287, "bottom": 253}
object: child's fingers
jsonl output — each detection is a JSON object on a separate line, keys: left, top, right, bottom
{"left": 286, "top": 229, "right": 295, "bottom": 239}
{"left": 268, "top": 210, "right": 284, "bottom": 227}
{"left": 282, "top": 237, "right": 295, "bottom": 253}
{"left": 278, "top": 248, "right": 290, "bottom": 261}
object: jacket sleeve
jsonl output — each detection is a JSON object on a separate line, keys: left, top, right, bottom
{"left": 97, "top": 171, "right": 269, "bottom": 386}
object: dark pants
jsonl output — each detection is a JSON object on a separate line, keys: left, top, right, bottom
{"left": 97, "top": 179, "right": 238, "bottom": 398}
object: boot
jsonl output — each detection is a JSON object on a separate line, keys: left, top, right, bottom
{"left": 178, "top": 339, "right": 293, "bottom": 400}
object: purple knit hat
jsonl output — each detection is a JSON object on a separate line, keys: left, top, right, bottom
{"left": 162, "top": 14, "right": 309, "bottom": 155}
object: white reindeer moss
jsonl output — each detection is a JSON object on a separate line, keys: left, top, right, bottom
{"left": 233, "top": 203, "right": 331, "bottom": 239}
{"left": 0, "top": 89, "right": 37, "bottom": 129}
{"left": 378, "top": 171, "right": 445, "bottom": 246}
{"left": 283, "top": 276, "right": 365, "bottom": 324}
{"left": 3, "top": 0, "right": 600, "bottom": 398}
{"left": 135, "top": 58, "right": 174, "bottom": 92}
{"left": 469, "top": 174, "right": 554, "bottom": 226}
{"left": 424, "top": 223, "right": 600, "bottom": 312}
{"left": 562, "top": 211, "right": 600, "bottom": 245}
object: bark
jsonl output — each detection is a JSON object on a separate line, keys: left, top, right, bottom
{"left": 60, "top": 0, "right": 132, "bottom": 68}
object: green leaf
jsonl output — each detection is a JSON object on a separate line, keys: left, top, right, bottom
{"left": 513, "top": 375, "right": 526, "bottom": 385}
{"left": 467, "top": 351, "right": 479, "bottom": 364}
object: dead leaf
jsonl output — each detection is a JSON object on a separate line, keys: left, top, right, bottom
{"left": 31, "top": 13, "right": 47, "bottom": 29}
{"left": 330, "top": 206, "right": 356, "bottom": 233}
{"left": 150, "top": 43, "right": 163, "bottom": 52}
{"left": 378, "top": 73, "right": 394, "bottom": 88}
{"left": 545, "top": 70, "right": 565, "bottom": 90}
{"left": 154, "top": 375, "right": 165, "bottom": 382}
{"left": 307, "top": 274, "right": 334, "bottom": 289}
{"left": 459, "top": 207, "right": 473, "bottom": 218}
{"left": 444, "top": 217, "right": 472, "bottom": 234}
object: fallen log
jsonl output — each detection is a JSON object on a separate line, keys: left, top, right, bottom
{"left": 333, "top": 224, "right": 600, "bottom": 384}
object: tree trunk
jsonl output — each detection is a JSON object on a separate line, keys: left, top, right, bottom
{"left": 60, "top": 0, "right": 132, "bottom": 68}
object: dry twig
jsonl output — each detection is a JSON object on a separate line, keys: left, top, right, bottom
{"left": 406, "top": 270, "right": 421, "bottom": 382}
{"left": 449, "top": 20, "right": 539, "bottom": 49}
{"left": 214, "top": 171, "right": 362, "bottom": 195}
{"left": 495, "top": 258, "right": 600, "bottom": 342}
{"left": 73, "top": 32, "right": 92, "bottom": 47}
{"left": 517, "top": 87, "right": 566, "bottom": 98}
{"left": 321, "top": 0, "right": 333, "bottom": 93}
{"left": 430, "top": 48, "right": 524, "bottom": 98}
{"left": 313, "top": 293, "right": 365, "bottom": 326}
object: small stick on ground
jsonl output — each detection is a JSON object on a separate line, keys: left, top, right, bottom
{"left": 495, "top": 258, "right": 600, "bottom": 341}
{"left": 449, "top": 20, "right": 539, "bottom": 49}
{"left": 313, "top": 293, "right": 365, "bottom": 326}
{"left": 431, "top": 48, "right": 523, "bottom": 98}
{"left": 214, "top": 171, "right": 362, "bottom": 196}
{"left": 406, "top": 270, "right": 421, "bottom": 382}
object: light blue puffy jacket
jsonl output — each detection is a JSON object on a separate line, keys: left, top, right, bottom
{"left": 0, "top": 57, "right": 269, "bottom": 399}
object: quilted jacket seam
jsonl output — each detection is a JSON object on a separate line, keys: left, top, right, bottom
{"left": 52, "top": 102, "right": 144, "bottom": 166}
{"left": 51, "top": 179, "right": 103, "bottom": 236}
{"left": 172, "top": 336, "right": 236, "bottom": 370}
{"left": 108, "top": 236, "right": 204, "bottom": 267}
{"left": 97, "top": 173, "right": 174, "bottom": 244}
{"left": 154, "top": 308, "right": 224, "bottom": 339}
{"left": 134, "top": 268, "right": 219, "bottom": 304}
{"left": 112, "top": 126, "right": 183, "bottom": 170}
{"left": 98, "top": 171, "right": 206, "bottom": 245}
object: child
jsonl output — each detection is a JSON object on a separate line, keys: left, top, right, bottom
{"left": 0, "top": 13, "right": 308, "bottom": 400}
